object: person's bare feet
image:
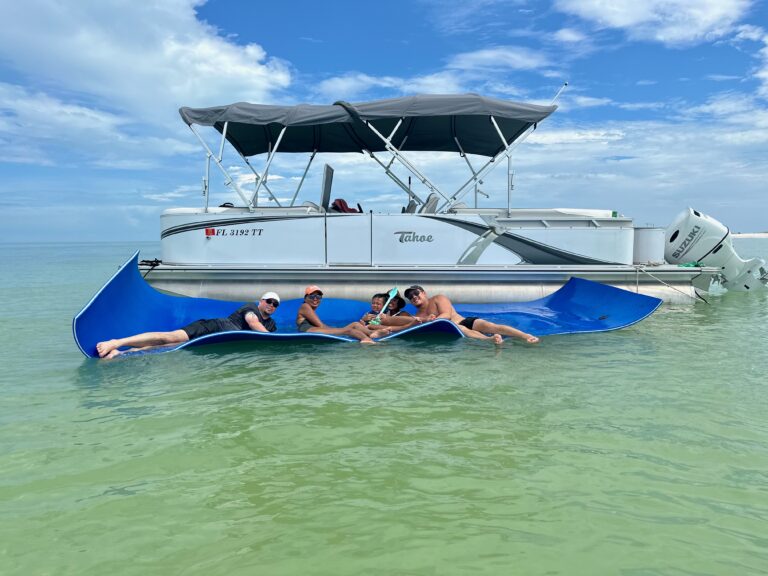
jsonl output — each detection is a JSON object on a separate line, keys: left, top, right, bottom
{"left": 492, "top": 334, "right": 504, "bottom": 345}
{"left": 524, "top": 334, "right": 540, "bottom": 344}
{"left": 104, "top": 349, "right": 122, "bottom": 359}
{"left": 369, "top": 328, "right": 390, "bottom": 339}
{"left": 360, "top": 337, "right": 377, "bottom": 345}
{"left": 96, "top": 339, "right": 120, "bottom": 358}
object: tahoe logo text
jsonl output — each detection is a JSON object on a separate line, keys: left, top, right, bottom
{"left": 395, "top": 231, "right": 434, "bottom": 243}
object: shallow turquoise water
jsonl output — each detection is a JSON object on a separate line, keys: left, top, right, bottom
{"left": 1, "top": 241, "right": 767, "bottom": 575}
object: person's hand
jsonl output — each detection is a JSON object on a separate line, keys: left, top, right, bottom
{"left": 427, "top": 314, "right": 436, "bottom": 321}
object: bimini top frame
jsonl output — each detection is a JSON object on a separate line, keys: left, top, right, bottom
{"left": 179, "top": 93, "right": 557, "bottom": 212}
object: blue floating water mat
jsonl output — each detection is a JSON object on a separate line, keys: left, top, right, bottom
{"left": 73, "top": 251, "right": 662, "bottom": 358}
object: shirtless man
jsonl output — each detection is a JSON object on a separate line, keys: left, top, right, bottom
{"left": 403, "top": 285, "right": 540, "bottom": 344}
{"left": 95, "top": 292, "right": 281, "bottom": 358}
{"left": 297, "top": 285, "right": 388, "bottom": 343}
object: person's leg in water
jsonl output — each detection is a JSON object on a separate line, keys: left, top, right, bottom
{"left": 469, "top": 319, "right": 539, "bottom": 343}
{"left": 96, "top": 329, "right": 190, "bottom": 359}
{"left": 306, "top": 324, "right": 375, "bottom": 343}
{"left": 344, "top": 323, "right": 390, "bottom": 343}
{"left": 347, "top": 322, "right": 392, "bottom": 341}
{"left": 456, "top": 325, "right": 504, "bottom": 344}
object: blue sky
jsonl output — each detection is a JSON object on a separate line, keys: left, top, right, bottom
{"left": 1, "top": 0, "right": 767, "bottom": 242}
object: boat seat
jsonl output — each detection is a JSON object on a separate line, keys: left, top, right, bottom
{"left": 404, "top": 199, "right": 418, "bottom": 213}
{"left": 419, "top": 193, "right": 439, "bottom": 214}
{"left": 447, "top": 202, "right": 468, "bottom": 213}
{"left": 320, "top": 164, "right": 334, "bottom": 211}
{"left": 301, "top": 200, "right": 324, "bottom": 213}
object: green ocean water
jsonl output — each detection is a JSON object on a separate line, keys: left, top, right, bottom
{"left": 1, "top": 240, "right": 767, "bottom": 575}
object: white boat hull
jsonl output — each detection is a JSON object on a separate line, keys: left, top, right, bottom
{"left": 141, "top": 261, "right": 712, "bottom": 304}
{"left": 149, "top": 206, "right": 715, "bottom": 304}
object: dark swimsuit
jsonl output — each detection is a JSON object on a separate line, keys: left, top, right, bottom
{"left": 182, "top": 304, "right": 276, "bottom": 339}
{"left": 182, "top": 318, "right": 230, "bottom": 339}
{"left": 297, "top": 319, "right": 313, "bottom": 332}
{"left": 458, "top": 317, "right": 479, "bottom": 330}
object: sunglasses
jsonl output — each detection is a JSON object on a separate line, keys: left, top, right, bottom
{"left": 407, "top": 290, "right": 421, "bottom": 301}
{"left": 307, "top": 293, "right": 323, "bottom": 300}
{"left": 263, "top": 298, "right": 280, "bottom": 308}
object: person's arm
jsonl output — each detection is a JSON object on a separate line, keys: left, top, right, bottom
{"left": 379, "top": 314, "right": 417, "bottom": 327}
{"left": 433, "top": 295, "right": 454, "bottom": 320}
{"left": 244, "top": 311, "right": 269, "bottom": 333}
{"left": 299, "top": 303, "right": 326, "bottom": 328}
{"left": 360, "top": 312, "right": 376, "bottom": 324}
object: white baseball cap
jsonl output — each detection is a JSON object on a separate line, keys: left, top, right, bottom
{"left": 260, "top": 291, "right": 280, "bottom": 303}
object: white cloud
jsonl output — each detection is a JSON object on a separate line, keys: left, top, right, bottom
{"left": 0, "top": 2, "right": 291, "bottom": 124}
{"left": 0, "top": 82, "right": 126, "bottom": 138}
{"left": 315, "top": 74, "right": 401, "bottom": 100}
{"left": 0, "top": 82, "right": 197, "bottom": 168}
{"left": 419, "top": 0, "right": 530, "bottom": 35}
{"left": 706, "top": 74, "right": 742, "bottom": 81}
{"left": 0, "top": 1, "right": 291, "bottom": 169}
{"left": 686, "top": 91, "right": 768, "bottom": 128}
{"left": 448, "top": 46, "right": 551, "bottom": 71}
{"left": 571, "top": 95, "right": 612, "bottom": 108}
{"left": 403, "top": 72, "right": 466, "bottom": 94}
{"left": 528, "top": 129, "right": 626, "bottom": 145}
{"left": 732, "top": 25, "right": 768, "bottom": 98}
{"left": 142, "top": 185, "right": 197, "bottom": 202}
{"left": 555, "top": 0, "right": 751, "bottom": 46}
{"left": 617, "top": 101, "right": 667, "bottom": 111}
{"left": 315, "top": 71, "right": 466, "bottom": 101}
{"left": 554, "top": 28, "right": 588, "bottom": 43}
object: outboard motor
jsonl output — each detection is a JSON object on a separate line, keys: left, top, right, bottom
{"left": 665, "top": 208, "right": 767, "bottom": 292}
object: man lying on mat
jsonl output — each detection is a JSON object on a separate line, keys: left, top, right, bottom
{"left": 403, "top": 285, "right": 540, "bottom": 344}
{"left": 95, "top": 292, "right": 280, "bottom": 358}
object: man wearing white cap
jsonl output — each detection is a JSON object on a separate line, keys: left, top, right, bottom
{"left": 96, "top": 292, "right": 281, "bottom": 358}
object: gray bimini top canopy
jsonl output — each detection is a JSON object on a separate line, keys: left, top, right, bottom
{"left": 179, "top": 93, "right": 557, "bottom": 158}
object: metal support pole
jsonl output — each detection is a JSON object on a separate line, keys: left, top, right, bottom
{"left": 551, "top": 81, "right": 569, "bottom": 105}
{"left": 363, "top": 120, "right": 449, "bottom": 203}
{"left": 474, "top": 181, "right": 488, "bottom": 208}
{"left": 489, "top": 116, "right": 510, "bottom": 148}
{"left": 289, "top": 150, "right": 317, "bottom": 207}
{"left": 455, "top": 136, "right": 478, "bottom": 178}
{"left": 239, "top": 152, "right": 282, "bottom": 207}
{"left": 438, "top": 122, "right": 537, "bottom": 212}
{"left": 367, "top": 151, "right": 425, "bottom": 205}
{"left": 218, "top": 121, "right": 228, "bottom": 161}
{"left": 188, "top": 125, "right": 252, "bottom": 208}
{"left": 250, "top": 126, "right": 287, "bottom": 206}
{"left": 507, "top": 157, "right": 513, "bottom": 217}
{"left": 204, "top": 154, "right": 211, "bottom": 213}
{"left": 386, "top": 135, "right": 408, "bottom": 170}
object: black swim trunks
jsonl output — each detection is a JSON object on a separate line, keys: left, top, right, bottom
{"left": 458, "top": 317, "right": 479, "bottom": 330}
{"left": 182, "top": 318, "right": 232, "bottom": 339}
{"left": 297, "top": 319, "right": 313, "bottom": 332}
